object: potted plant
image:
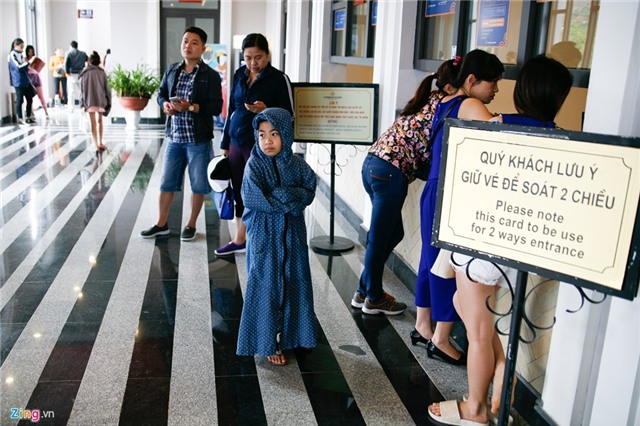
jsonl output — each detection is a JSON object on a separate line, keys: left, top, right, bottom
{"left": 108, "top": 64, "right": 161, "bottom": 129}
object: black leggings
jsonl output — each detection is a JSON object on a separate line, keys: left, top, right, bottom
{"left": 15, "top": 86, "right": 34, "bottom": 119}
{"left": 228, "top": 143, "right": 254, "bottom": 218}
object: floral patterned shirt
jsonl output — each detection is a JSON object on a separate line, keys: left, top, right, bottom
{"left": 369, "top": 90, "right": 444, "bottom": 183}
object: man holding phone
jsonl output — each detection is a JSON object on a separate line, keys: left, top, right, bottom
{"left": 140, "top": 26, "right": 222, "bottom": 241}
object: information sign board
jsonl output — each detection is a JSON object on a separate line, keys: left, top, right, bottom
{"left": 292, "top": 83, "right": 378, "bottom": 145}
{"left": 434, "top": 120, "right": 640, "bottom": 299}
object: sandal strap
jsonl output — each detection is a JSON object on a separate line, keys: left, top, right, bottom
{"left": 440, "top": 400, "right": 462, "bottom": 423}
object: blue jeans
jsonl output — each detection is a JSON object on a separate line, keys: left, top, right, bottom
{"left": 160, "top": 141, "right": 213, "bottom": 194}
{"left": 358, "top": 154, "right": 408, "bottom": 303}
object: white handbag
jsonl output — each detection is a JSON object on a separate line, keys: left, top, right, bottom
{"left": 430, "top": 248, "right": 455, "bottom": 279}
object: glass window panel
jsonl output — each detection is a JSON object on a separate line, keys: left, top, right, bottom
{"left": 468, "top": 0, "right": 522, "bottom": 65}
{"left": 195, "top": 18, "right": 215, "bottom": 43}
{"left": 424, "top": 13, "right": 457, "bottom": 60}
{"left": 166, "top": 17, "right": 187, "bottom": 66}
{"left": 546, "top": 0, "right": 599, "bottom": 69}
{"left": 349, "top": 2, "right": 369, "bottom": 57}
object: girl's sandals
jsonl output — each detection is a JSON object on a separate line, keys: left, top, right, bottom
{"left": 267, "top": 352, "right": 287, "bottom": 366}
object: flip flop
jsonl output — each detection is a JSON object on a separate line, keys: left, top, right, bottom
{"left": 428, "top": 400, "right": 489, "bottom": 426}
{"left": 462, "top": 394, "right": 514, "bottom": 425}
{"left": 266, "top": 352, "right": 287, "bottom": 366}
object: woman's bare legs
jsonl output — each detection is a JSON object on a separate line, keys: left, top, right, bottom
{"left": 431, "top": 271, "right": 499, "bottom": 424}
{"left": 415, "top": 306, "right": 434, "bottom": 340}
{"left": 415, "top": 307, "right": 463, "bottom": 360}
{"left": 89, "top": 112, "right": 99, "bottom": 150}
{"left": 97, "top": 113, "right": 104, "bottom": 149}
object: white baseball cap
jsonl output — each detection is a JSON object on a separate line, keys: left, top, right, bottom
{"left": 207, "top": 156, "right": 230, "bottom": 193}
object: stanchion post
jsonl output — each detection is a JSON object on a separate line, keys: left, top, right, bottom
{"left": 497, "top": 270, "right": 528, "bottom": 425}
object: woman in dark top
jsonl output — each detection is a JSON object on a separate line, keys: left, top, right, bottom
{"left": 429, "top": 55, "right": 572, "bottom": 426}
{"left": 215, "top": 33, "right": 294, "bottom": 256}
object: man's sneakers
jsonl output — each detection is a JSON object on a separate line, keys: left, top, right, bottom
{"left": 352, "top": 292, "right": 407, "bottom": 316}
{"left": 140, "top": 224, "right": 170, "bottom": 239}
{"left": 351, "top": 292, "right": 366, "bottom": 308}
{"left": 180, "top": 226, "right": 196, "bottom": 241}
{"left": 140, "top": 224, "right": 198, "bottom": 241}
{"left": 214, "top": 241, "right": 246, "bottom": 256}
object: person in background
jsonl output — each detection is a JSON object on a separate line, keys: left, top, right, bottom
{"left": 415, "top": 50, "right": 504, "bottom": 371}
{"left": 429, "top": 56, "right": 574, "bottom": 426}
{"left": 25, "top": 45, "right": 49, "bottom": 119}
{"left": 236, "top": 107, "right": 317, "bottom": 366}
{"left": 139, "top": 26, "right": 222, "bottom": 242}
{"left": 215, "top": 33, "right": 294, "bottom": 256}
{"left": 7, "top": 38, "right": 35, "bottom": 125}
{"left": 65, "top": 40, "right": 88, "bottom": 110}
{"left": 353, "top": 59, "right": 459, "bottom": 316}
{"left": 49, "top": 47, "right": 67, "bottom": 105}
{"left": 80, "top": 51, "right": 112, "bottom": 153}
{"left": 103, "top": 48, "right": 114, "bottom": 74}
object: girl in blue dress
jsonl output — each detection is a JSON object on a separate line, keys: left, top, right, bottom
{"left": 236, "top": 107, "right": 317, "bottom": 365}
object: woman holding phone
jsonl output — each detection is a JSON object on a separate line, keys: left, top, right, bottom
{"left": 214, "top": 33, "right": 294, "bottom": 256}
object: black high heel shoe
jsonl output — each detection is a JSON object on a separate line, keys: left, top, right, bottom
{"left": 427, "top": 340, "right": 467, "bottom": 366}
{"left": 410, "top": 329, "right": 430, "bottom": 346}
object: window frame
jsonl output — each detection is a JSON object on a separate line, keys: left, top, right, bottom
{"left": 414, "top": 0, "right": 591, "bottom": 88}
{"left": 330, "top": 0, "right": 376, "bottom": 66}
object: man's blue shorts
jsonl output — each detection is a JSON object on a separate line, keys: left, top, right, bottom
{"left": 160, "top": 140, "right": 213, "bottom": 194}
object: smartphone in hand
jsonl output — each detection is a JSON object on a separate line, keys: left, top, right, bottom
{"left": 169, "top": 96, "right": 181, "bottom": 102}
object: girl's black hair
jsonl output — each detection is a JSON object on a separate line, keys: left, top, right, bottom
{"left": 89, "top": 51, "right": 101, "bottom": 66}
{"left": 452, "top": 49, "right": 504, "bottom": 88}
{"left": 401, "top": 59, "right": 458, "bottom": 116}
{"left": 25, "top": 44, "right": 35, "bottom": 58}
{"left": 242, "top": 33, "right": 270, "bottom": 55}
{"left": 11, "top": 38, "right": 24, "bottom": 52}
{"left": 514, "top": 55, "right": 573, "bottom": 123}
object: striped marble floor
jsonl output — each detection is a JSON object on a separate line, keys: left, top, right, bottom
{"left": 0, "top": 109, "right": 470, "bottom": 425}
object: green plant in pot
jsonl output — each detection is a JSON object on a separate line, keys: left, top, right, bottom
{"left": 108, "top": 64, "right": 161, "bottom": 111}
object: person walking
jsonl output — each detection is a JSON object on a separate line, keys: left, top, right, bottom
{"left": 49, "top": 47, "right": 67, "bottom": 105}
{"left": 7, "top": 38, "right": 35, "bottom": 125}
{"left": 64, "top": 40, "right": 88, "bottom": 110}
{"left": 139, "top": 26, "right": 222, "bottom": 242}
{"left": 80, "top": 51, "right": 111, "bottom": 153}
{"left": 214, "top": 33, "right": 294, "bottom": 256}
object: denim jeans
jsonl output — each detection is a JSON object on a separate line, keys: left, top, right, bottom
{"left": 358, "top": 154, "right": 408, "bottom": 303}
{"left": 160, "top": 141, "right": 213, "bottom": 194}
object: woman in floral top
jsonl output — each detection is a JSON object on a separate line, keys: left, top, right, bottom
{"left": 352, "top": 59, "right": 458, "bottom": 316}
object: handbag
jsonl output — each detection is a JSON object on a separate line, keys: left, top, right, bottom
{"left": 214, "top": 186, "right": 234, "bottom": 220}
{"left": 430, "top": 248, "right": 455, "bottom": 279}
{"left": 415, "top": 96, "right": 466, "bottom": 181}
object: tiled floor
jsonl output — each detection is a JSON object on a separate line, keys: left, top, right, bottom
{"left": 1, "top": 108, "right": 475, "bottom": 425}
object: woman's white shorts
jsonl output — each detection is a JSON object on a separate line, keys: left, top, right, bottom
{"left": 450, "top": 253, "right": 516, "bottom": 288}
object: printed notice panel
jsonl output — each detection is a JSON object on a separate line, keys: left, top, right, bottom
{"left": 293, "top": 85, "right": 378, "bottom": 144}
{"left": 426, "top": 0, "right": 457, "bottom": 17}
{"left": 477, "top": 0, "right": 510, "bottom": 47}
{"left": 436, "top": 124, "right": 640, "bottom": 292}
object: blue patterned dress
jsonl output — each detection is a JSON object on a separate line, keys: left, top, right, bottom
{"left": 236, "top": 108, "right": 317, "bottom": 357}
